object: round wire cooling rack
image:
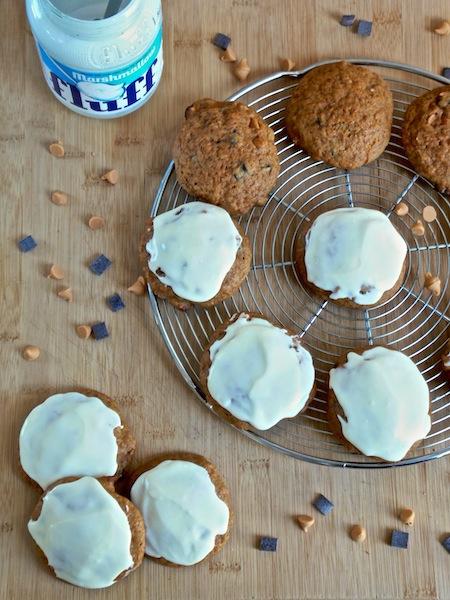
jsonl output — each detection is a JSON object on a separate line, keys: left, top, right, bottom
{"left": 147, "top": 58, "right": 450, "bottom": 468}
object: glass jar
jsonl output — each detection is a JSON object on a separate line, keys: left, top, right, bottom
{"left": 26, "top": 0, "right": 163, "bottom": 119}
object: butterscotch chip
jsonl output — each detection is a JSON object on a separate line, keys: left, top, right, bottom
{"left": 127, "top": 276, "right": 146, "bottom": 296}
{"left": 350, "top": 524, "right": 366, "bottom": 542}
{"left": 280, "top": 57, "right": 296, "bottom": 71}
{"left": 88, "top": 215, "right": 106, "bottom": 230}
{"left": 395, "top": 202, "right": 409, "bottom": 216}
{"left": 22, "top": 345, "right": 40, "bottom": 361}
{"left": 220, "top": 47, "right": 236, "bottom": 62}
{"left": 434, "top": 20, "right": 450, "bottom": 35}
{"left": 51, "top": 191, "right": 68, "bottom": 206}
{"left": 297, "top": 514, "right": 315, "bottom": 532}
{"left": 101, "top": 169, "right": 119, "bottom": 185}
{"left": 57, "top": 287, "right": 73, "bottom": 302}
{"left": 411, "top": 220, "right": 425, "bottom": 236}
{"left": 422, "top": 205, "right": 437, "bottom": 222}
{"left": 234, "top": 58, "right": 251, "bottom": 81}
{"left": 76, "top": 325, "right": 92, "bottom": 339}
{"left": 48, "top": 142, "right": 65, "bottom": 158}
{"left": 47, "top": 264, "right": 64, "bottom": 280}
{"left": 424, "top": 272, "right": 441, "bottom": 296}
{"left": 399, "top": 508, "right": 415, "bottom": 526}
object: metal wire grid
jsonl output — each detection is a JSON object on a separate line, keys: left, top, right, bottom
{"left": 148, "top": 59, "right": 450, "bottom": 467}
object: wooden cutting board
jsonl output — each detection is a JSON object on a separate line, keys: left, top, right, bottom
{"left": 1, "top": 0, "right": 449, "bottom": 598}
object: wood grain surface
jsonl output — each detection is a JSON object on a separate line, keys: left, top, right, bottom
{"left": 1, "top": 1, "right": 449, "bottom": 599}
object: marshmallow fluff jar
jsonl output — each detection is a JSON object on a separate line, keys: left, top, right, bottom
{"left": 26, "top": 0, "right": 163, "bottom": 118}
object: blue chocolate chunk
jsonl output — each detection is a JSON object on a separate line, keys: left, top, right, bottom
{"left": 92, "top": 322, "right": 109, "bottom": 340}
{"left": 89, "top": 254, "right": 112, "bottom": 275}
{"left": 313, "top": 494, "right": 334, "bottom": 515}
{"left": 441, "top": 535, "right": 450, "bottom": 553}
{"left": 357, "top": 20, "right": 373, "bottom": 36}
{"left": 259, "top": 537, "right": 277, "bottom": 552}
{"left": 18, "top": 235, "right": 37, "bottom": 253}
{"left": 212, "top": 33, "right": 231, "bottom": 50}
{"left": 442, "top": 68, "right": 450, "bottom": 80}
{"left": 390, "top": 530, "right": 409, "bottom": 549}
{"left": 340, "top": 14, "right": 355, "bottom": 27}
{"left": 107, "top": 293, "right": 125, "bottom": 312}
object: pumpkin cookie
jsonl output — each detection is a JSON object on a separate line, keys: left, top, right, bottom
{"left": 28, "top": 476, "right": 145, "bottom": 588}
{"left": 402, "top": 85, "right": 450, "bottom": 194}
{"left": 285, "top": 61, "right": 393, "bottom": 169}
{"left": 140, "top": 201, "right": 252, "bottom": 310}
{"left": 173, "top": 98, "right": 280, "bottom": 215}
{"left": 328, "top": 346, "right": 431, "bottom": 462}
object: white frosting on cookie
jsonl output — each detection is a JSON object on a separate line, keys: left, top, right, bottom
{"left": 206, "top": 314, "right": 315, "bottom": 430}
{"left": 130, "top": 460, "right": 229, "bottom": 566}
{"left": 329, "top": 347, "right": 431, "bottom": 461}
{"left": 304, "top": 207, "right": 407, "bottom": 305}
{"left": 19, "top": 392, "right": 121, "bottom": 489}
{"left": 28, "top": 477, "right": 133, "bottom": 589}
{"left": 146, "top": 201, "right": 242, "bottom": 302}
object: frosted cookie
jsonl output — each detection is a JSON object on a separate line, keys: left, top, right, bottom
{"left": 402, "top": 86, "right": 450, "bottom": 194}
{"left": 285, "top": 61, "right": 393, "bottom": 169}
{"left": 173, "top": 98, "right": 280, "bottom": 215}
{"left": 328, "top": 346, "right": 431, "bottom": 462}
{"left": 128, "top": 453, "right": 231, "bottom": 567}
{"left": 28, "top": 476, "right": 145, "bottom": 589}
{"left": 19, "top": 390, "right": 135, "bottom": 490}
{"left": 295, "top": 207, "right": 407, "bottom": 308}
{"left": 199, "top": 312, "right": 316, "bottom": 430}
{"left": 140, "top": 201, "right": 252, "bottom": 310}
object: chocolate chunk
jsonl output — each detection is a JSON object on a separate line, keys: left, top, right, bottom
{"left": 212, "top": 33, "right": 231, "bottom": 50}
{"left": 259, "top": 536, "right": 278, "bottom": 552}
{"left": 442, "top": 68, "right": 450, "bottom": 80}
{"left": 357, "top": 20, "right": 372, "bottom": 36}
{"left": 390, "top": 530, "right": 409, "bottom": 549}
{"left": 89, "top": 254, "right": 112, "bottom": 276}
{"left": 106, "top": 293, "right": 125, "bottom": 312}
{"left": 340, "top": 14, "right": 355, "bottom": 27}
{"left": 18, "top": 235, "right": 37, "bottom": 253}
{"left": 92, "top": 322, "right": 109, "bottom": 340}
{"left": 313, "top": 494, "right": 334, "bottom": 515}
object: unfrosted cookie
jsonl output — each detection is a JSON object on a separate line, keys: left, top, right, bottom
{"left": 19, "top": 390, "right": 135, "bottom": 490}
{"left": 173, "top": 98, "right": 280, "bottom": 215}
{"left": 128, "top": 452, "right": 231, "bottom": 567}
{"left": 199, "top": 312, "right": 316, "bottom": 430}
{"left": 140, "top": 201, "right": 252, "bottom": 310}
{"left": 295, "top": 207, "right": 407, "bottom": 308}
{"left": 285, "top": 62, "right": 393, "bottom": 169}
{"left": 402, "top": 85, "right": 450, "bottom": 194}
{"left": 28, "top": 476, "right": 145, "bottom": 589}
{"left": 328, "top": 346, "right": 431, "bottom": 462}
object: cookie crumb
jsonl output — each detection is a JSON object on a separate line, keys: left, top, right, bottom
{"left": 107, "top": 293, "right": 125, "bottom": 312}
{"left": 356, "top": 20, "right": 372, "bottom": 36}
{"left": 313, "top": 494, "right": 334, "bottom": 516}
{"left": 57, "top": 287, "right": 73, "bottom": 302}
{"left": 212, "top": 33, "right": 231, "bottom": 50}
{"left": 411, "top": 220, "right": 425, "bottom": 236}
{"left": 47, "top": 264, "right": 64, "bottom": 280}
{"left": 76, "top": 324, "right": 92, "bottom": 339}
{"left": 88, "top": 215, "right": 106, "bottom": 230}
{"left": 22, "top": 345, "right": 40, "bottom": 361}
{"left": 220, "top": 47, "right": 236, "bottom": 62}
{"left": 424, "top": 272, "right": 441, "bottom": 296}
{"left": 48, "top": 141, "right": 65, "bottom": 158}
{"left": 234, "top": 58, "right": 251, "bottom": 81}
{"left": 89, "top": 254, "right": 112, "bottom": 276}
{"left": 422, "top": 205, "right": 437, "bottom": 222}
{"left": 395, "top": 202, "right": 409, "bottom": 216}
{"left": 350, "top": 524, "right": 366, "bottom": 542}
{"left": 51, "top": 191, "right": 68, "bottom": 206}
{"left": 340, "top": 14, "right": 355, "bottom": 27}
{"left": 128, "top": 276, "right": 146, "bottom": 296}
{"left": 92, "top": 321, "right": 109, "bottom": 340}
{"left": 297, "top": 514, "right": 315, "bottom": 532}
{"left": 441, "top": 535, "right": 450, "bottom": 553}
{"left": 259, "top": 536, "right": 277, "bottom": 552}
{"left": 18, "top": 235, "right": 37, "bottom": 253}
{"left": 280, "top": 57, "right": 296, "bottom": 71}
{"left": 434, "top": 20, "right": 450, "bottom": 35}
{"left": 399, "top": 508, "right": 415, "bottom": 526}
{"left": 390, "top": 529, "right": 408, "bottom": 549}
{"left": 101, "top": 169, "right": 119, "bottom": 185}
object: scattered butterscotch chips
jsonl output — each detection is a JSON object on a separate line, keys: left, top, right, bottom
{"left": 48, "top": 141, "right": 65, "bottom": 158}
{"left": 399, "top": 508, "right": 415, "bottom": 526}
{"left": 297, "top": 514, "right": 315, "bottom": 532}
{"left": 51, "top": 190, "right": 68, "bottom": 206}
{"left": 234, "top": 58, "right": 251, "bottom": 81}
{"left": 434, "top": 20, "right": 450, "bottom": 35}
{"left": 88, "top": 215, "right": 106, "bottom": 230}
{"left": 220, "top": 47, "right": 237, "bottom": 62}
{"left": 76, "top": 324, "right": 92, "bottom": 339}
{"left": 395, "top": 202, "right": 409, "bottom": 216}
{"left": 57, "top": 287, "right": 73, "bottom": 302}
{"left": 424, "top": 272, "right": 441, "bottom": 296}
{"left": 350, "top": 524, "right": 367, "bottom": 543}
{"left": 47, "top": 264, "right": 64, "bottom": 280}
{"left": 22, "top": 345, "right": 40, "bottom": 361}
{"left": 411, "top": 219, "right": 425, "bottom": 236}
{"left": 422, "top": 205, "right": 437, "bottom": 223}
{"left": 280, "top": 57, "right": 296, "bottom": 71}
{"left": 101, "top": 169, "right": 119, "bottom": 185}
{"left": 128, "top": 275, "right": 146, "bottom": 296}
